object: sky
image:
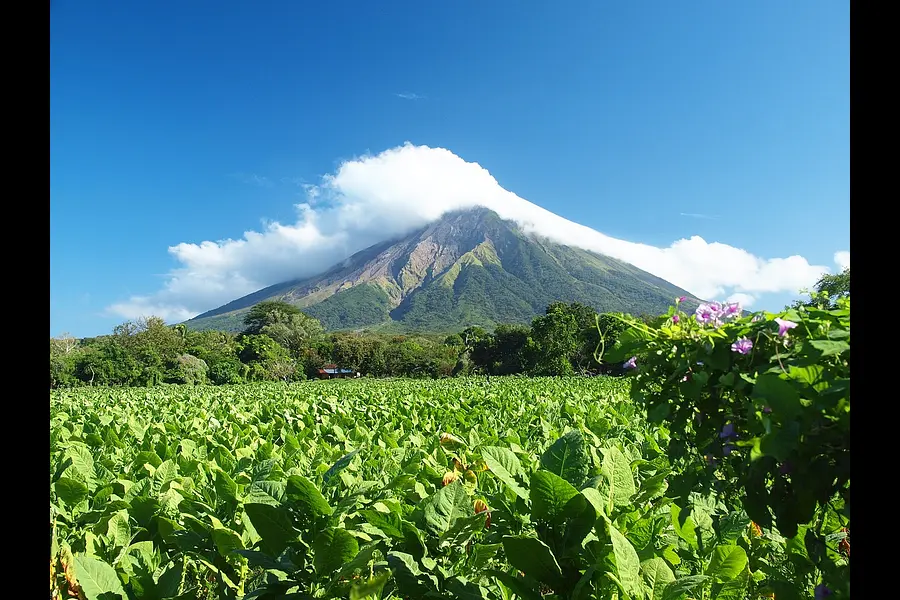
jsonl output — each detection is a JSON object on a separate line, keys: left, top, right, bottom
{"left": 50, "top": 0, "right": 850, "bottom": 338}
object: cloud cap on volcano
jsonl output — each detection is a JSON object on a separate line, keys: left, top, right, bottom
{"left": 108, "top": 143, "right": 845, "bottom": 322}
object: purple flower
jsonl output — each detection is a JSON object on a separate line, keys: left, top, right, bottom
{"left": 731, "top": 337, "right": 753, "bottom": 354}
{"left": 774, "top": 318, "right": 798, "bottom": 337}
{"left": 722, "top": 302, "right": 742, "bottom": 319}
{"left": 723, "top": 444, "right": 735, "bottom": 456}
{"left": 677, "top": 296, "right": 686, "bottom": 303}
{"left": 694, "top": 303, "right": 719, "bottom": 325}
{"left": 624, "top": 357, "right": 638, "bottom": 369}
{"left": 815, "top": 584, "right": 832, "bottom": 600}
{"left": 763, "top": 406, "right": 772, "bottom": 414}
{"left": 719, "top": 423, "right": 736, "bottom": 439}
{"left": 672, "top": 315, "right": 680, "bottom": 324}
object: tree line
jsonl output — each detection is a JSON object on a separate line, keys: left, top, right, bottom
{"left": 49, "top": 301, "right": 633, "bottom": 388}
{"left": 49, "top": 268, "right": 848, "bottom": 389}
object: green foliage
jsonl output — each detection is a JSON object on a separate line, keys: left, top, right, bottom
{"left": 51, "top": 375, "right": 833, "bottom": 599}
{"left": 527, "top": 303, "right": 579, "bottom": 376}
{"left": 304, "top": 284, "right": 393, "bottom": 330}
{"left": 605, "top": 296, "right": 850, "bottom": 597}
{"left": 237, "top": 334, "right": 300, "bottom": 381}
{"left": 793, "top": 268, "right": 850, "bottom": 310}
{"left": 171, "top": 354, "right": 208, "bottom": 385}
{"left": 242, "top": 300, "right": 304, "bottom": 334}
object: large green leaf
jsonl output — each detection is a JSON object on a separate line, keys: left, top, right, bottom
{"left": 245, "top": 480, "right": 286, "bottom": 506}
{"left": 105, "top": 510, "right": 132, "bottom": 549}
{"left": 423, "top": 480, "right": 472, "bottom": 537}
{"left": 55, "top": 477, "right": 89, "bottom": 507}
{"left": 641, "top": 558, "right": 676, "bottom": 600}
{"left": 501, "top": 535, "right": 564, "bottom": 591}
{"left": 386, "top": 551, "right": 432, "bottom": 597}
{"left": 286, "top": 475, "right": 333, "bottom": 521}
{"left": 606, "top": 519, "right": 642, "bottom": 598}
{"left": 313, "top": 527, "right": 359, "bottom": 575}
{"left": 441, "top": 512, "right": 487, "bottom": 548}
{"left": 671, "top": 504, "right": 698, "bottom": 549}
{"left": 561, "top": 493, "right": 598, "bottom": 548}
{"left": 324, "top": 449, "right": 360, "bottom": 485}
{"left": 214, "top": 470, "right": 238, "bottom": 503}
{"left": 602, "top": 446, "right": 636, "bottom": 508}
{"left": 211, "top": 525, "right": 244, "bottom": 558}
{"left": 154, "top": 559, "right": 184, "bottom": 598}
{"left": 808, "top": 339, "right": 849, "bottom": 357}
{"left": 530, "top": 470, "right": 579, "bottom": 523}
{"left": 361, "top": 509, "right": 404, "bottom": 539}
{"left": 540, "top": 430, "right": 589, "bottom": 487}
{"left": 716, "top": 511, "right": 750, "bottom": 545}
{"left": 482, "top": 446, "right": 528, "bottom": 499}
{"left": 243, "top": 503, "right": 298, "bottom": 557}
{"left": 73, "top": 554, "right": 127, "bottom": 600}
{"left": 705, "top": 545, "right": 748, "bottom": 581}
{"left": 752, "top": 374, "right": 802, "bottom": 419}
{"left": 65, "top": 444, "right": 97, "bottom": 486}
{"left": 710, "top": 565, "right": 750, "bottom": 600}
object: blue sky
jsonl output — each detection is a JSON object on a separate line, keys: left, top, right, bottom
{"left": 50, "top": 0, "right": 849, "bottom": 338}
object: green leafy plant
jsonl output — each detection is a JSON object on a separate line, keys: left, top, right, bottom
{"left": 603, "top": 296, "right": 850, "bottom": 598}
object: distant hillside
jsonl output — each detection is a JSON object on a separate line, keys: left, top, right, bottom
{"left": 184, "top": 207, "right": 701, "bottom": 333}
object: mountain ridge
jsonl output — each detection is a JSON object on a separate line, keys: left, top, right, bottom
{"left": 184, "top": 207, "right": 701, "bottom": 332}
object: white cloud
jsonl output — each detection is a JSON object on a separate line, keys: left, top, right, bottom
{"left": 395, "top": 92, "right": 425, "bottom": 100}
{"left": 726, "top": 293, "right": 757, "bottom": 309}
{"left": 834, "top": 251, "right": 850, "bottom": 270}
{"left": 108, "top": 143, "right": 844, "bottom": 322}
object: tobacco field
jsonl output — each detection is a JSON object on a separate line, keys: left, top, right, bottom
{"left": 50, "top": 376, "right": 847, "bottom": 599}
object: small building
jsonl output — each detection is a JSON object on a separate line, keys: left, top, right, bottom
{"left": 316, "top": 364, "right": 358, "bottom": 379}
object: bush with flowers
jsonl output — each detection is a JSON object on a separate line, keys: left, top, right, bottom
{"left": 600, "top": 293, "right": 849, "bottom": 598}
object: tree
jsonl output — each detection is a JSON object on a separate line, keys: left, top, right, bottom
{"left": 185, "top": 329, "right": 244, "bottom": 384}
{"left": 171, "top": 354, "right": 208, "bottom": 385}
{"left": 242, "top": 300, "right": 303, "bottom": 335}
{"left": 50, "top": 338, "right": 79, "bottom": 388}
{"left": 526, "top": 304, "right": 578, "bottom": 376}
{"left": 260, "top": 312, "right": 324, "bottom": 355}
{"left": 237, "top": 334, "right": 299, "bottom": 381}
{"left": 793, "top": 268, "right": 850, "bottom": 310}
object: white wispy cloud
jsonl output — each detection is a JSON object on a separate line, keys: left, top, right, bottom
{"left": 109, "top": 143, "right": 844, "bottom": 322}
{"left": 395, "top": 92, "right": 425, "bottom": 100}
{"left": 680, "top": 212, "right": 720, "bottom": 220}
{"left": 231, "top": 172, "right": 274, "bottom": 188}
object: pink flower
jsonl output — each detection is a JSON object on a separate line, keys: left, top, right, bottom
{"left": 774, "top": 318, "right": 798, "bottom": 336}
{"left": 672, "top": 315, "right": 680, "bottom": 324}
{"left": 731, "top": 337, "right": 753, "bottom": 354}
